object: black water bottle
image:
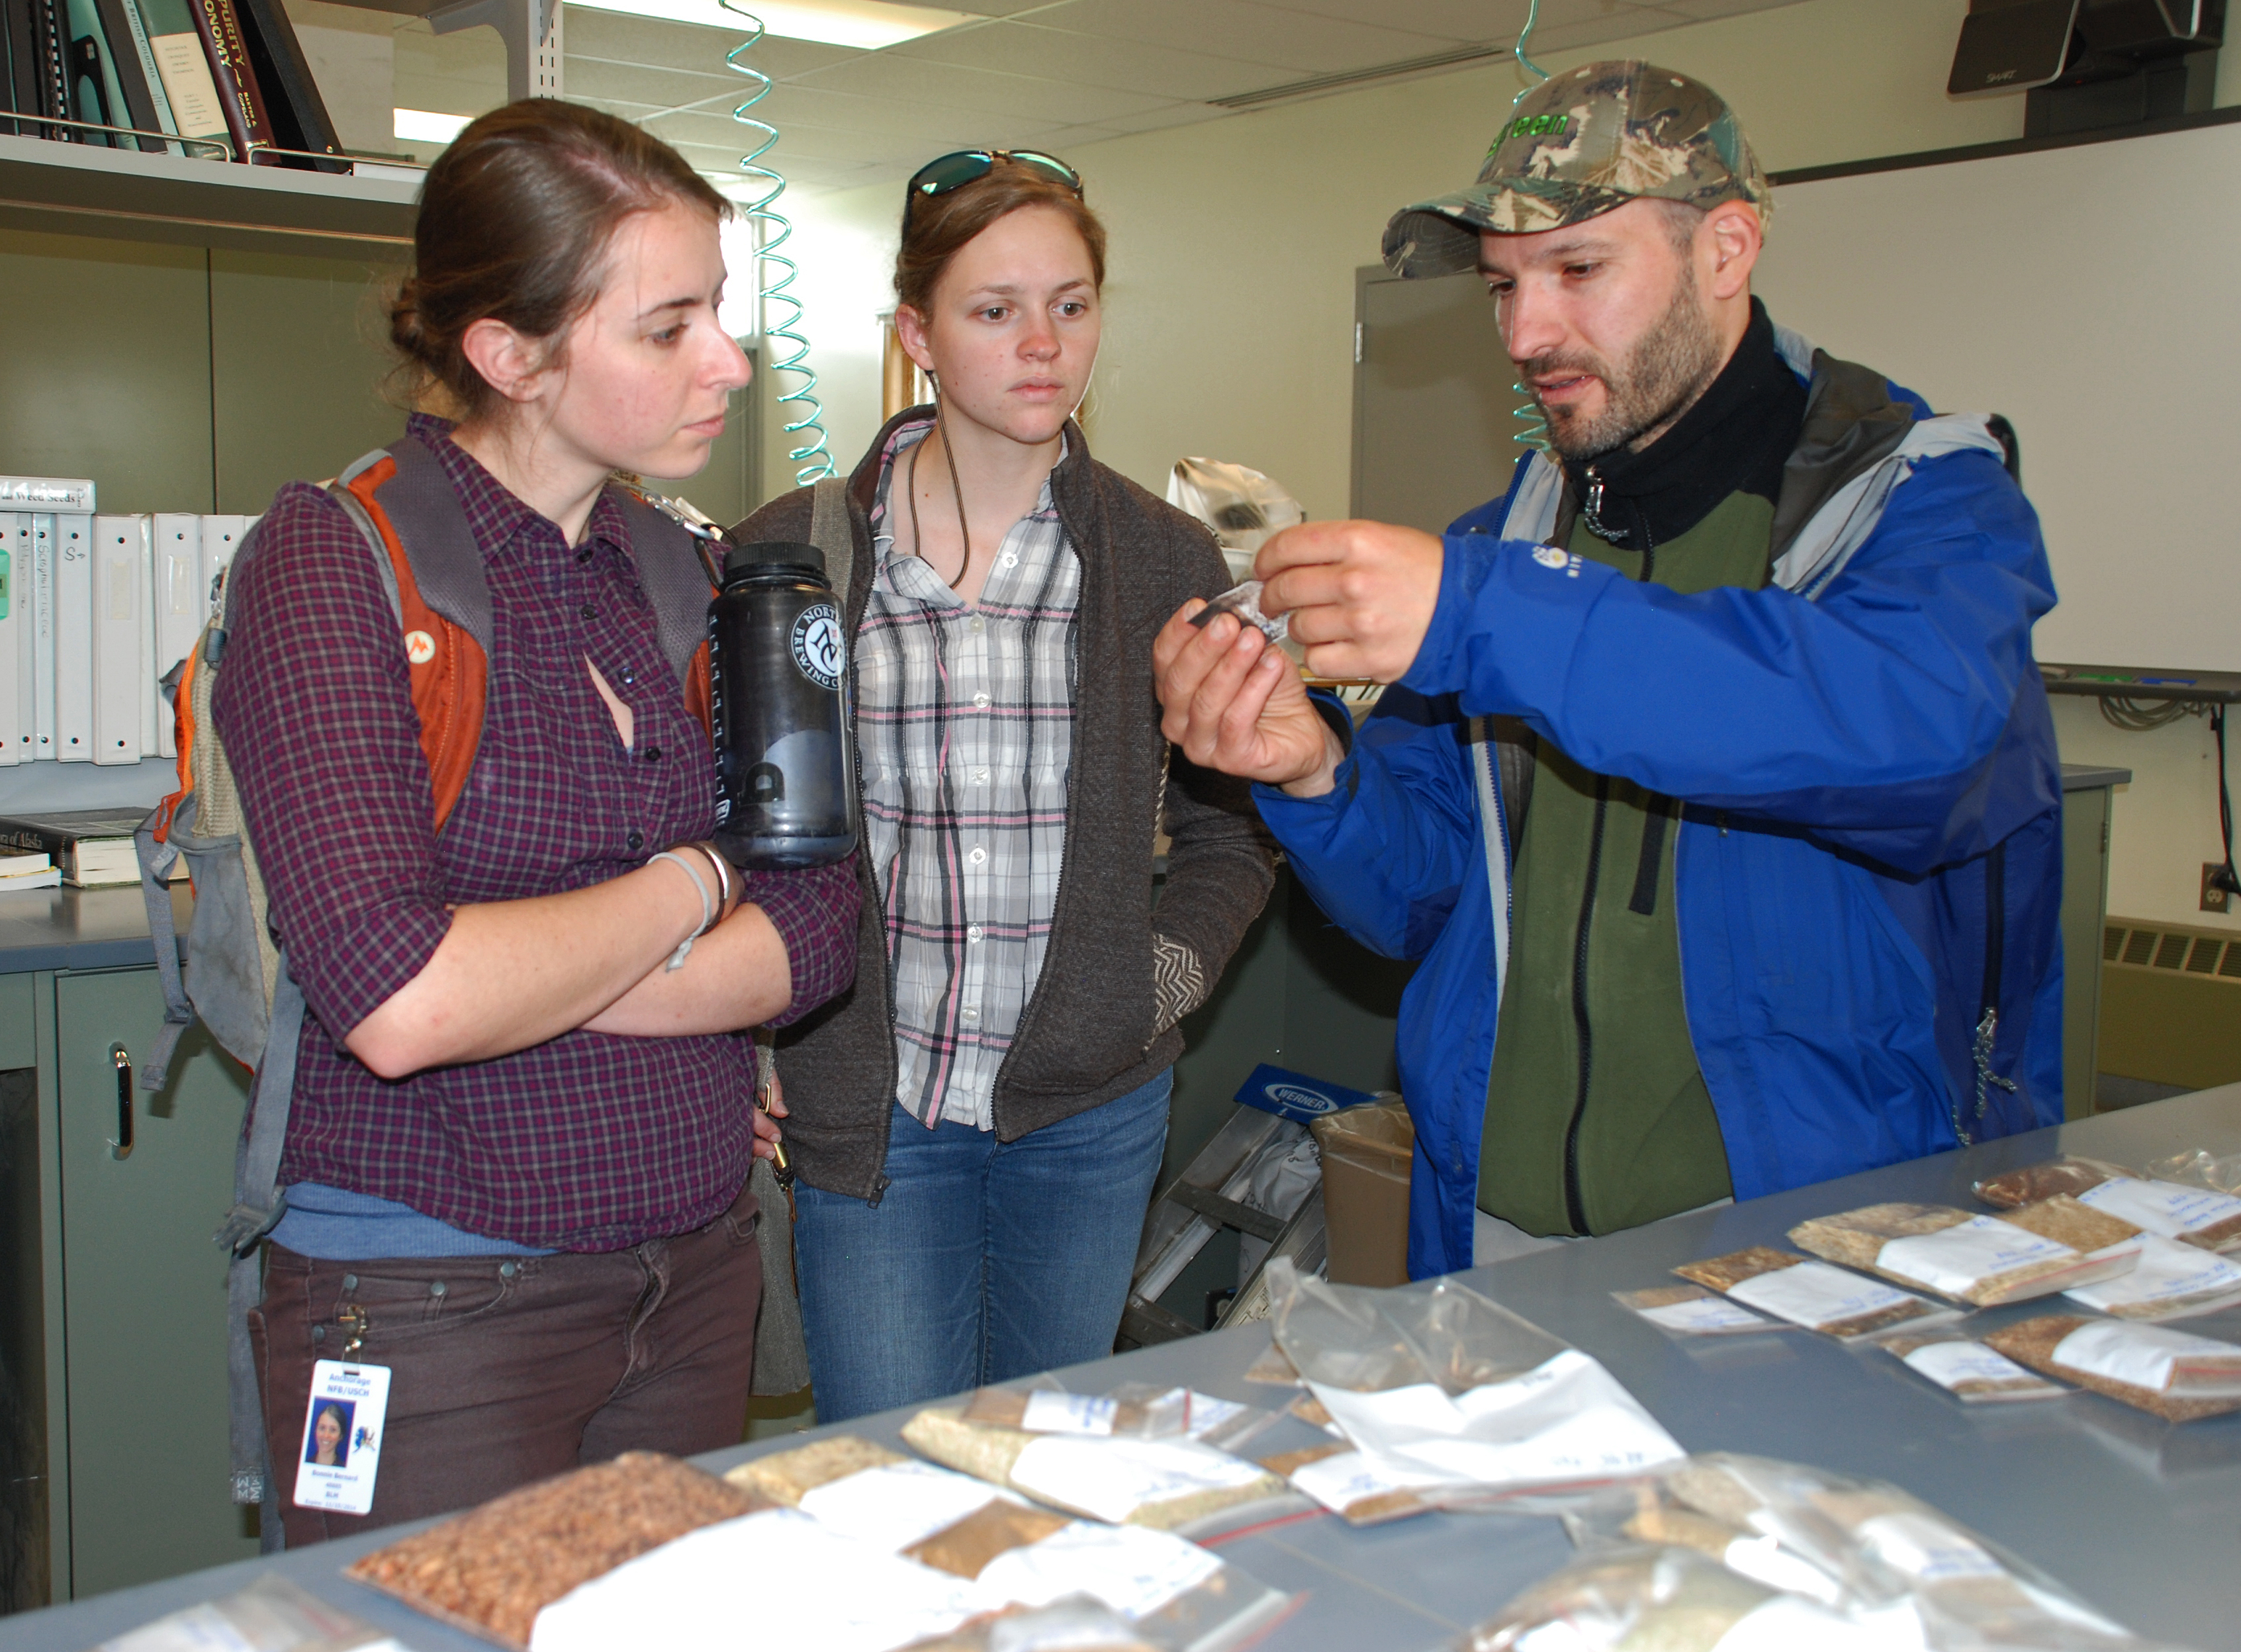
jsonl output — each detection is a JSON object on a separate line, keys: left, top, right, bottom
{"left": 708, "top": 541, "right": 859, "bottom": 870}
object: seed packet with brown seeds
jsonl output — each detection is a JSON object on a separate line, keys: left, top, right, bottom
{"left": 1875, "top": 1332, "right": 2066, "bottom": 1402}
{"left": 1982, "top": 1315, "right": 2241, "bottom": 1422}
{"left": 1613, "top": 1284, "right": 1776, "bottom": 1336}
{"left": 345, "top": 1451, "right": 758, "bottom": 1651}
{"left": 1674, "top": 1248, "right": 1942, "bottom": 1338}
{"left": 1789, "top": 1199, "right": 2138, "bottom": 1307}
{"left": 903, "top": 1499, "right": 1074, "bottom": 1579}
{"left": 1972, "top": 1157, "right": 2131, "bottom": 1209}
{"left": 723, "top": 1434, "right": 907, "bottom": 1505}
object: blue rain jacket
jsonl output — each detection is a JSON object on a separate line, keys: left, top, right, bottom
{"left": 1254, "top": 344, "right": 2065, "bottom": 1279}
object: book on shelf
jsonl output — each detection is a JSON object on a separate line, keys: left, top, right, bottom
{"left": 26, "top": 0, "right": 71, "bottom": 140}
{"left": 91, "top": 515, "right": 148, "bottom": 766}
{"left": 30, "top": 513, "right": 54, "bottom": 760}
{"left": 129, "top": 0, "right": 222, "bottom": 149}
{"left": 0, "top": 807, "right": 179, "bottom": 887}
{"left": 93, "top": 0, "right": 178, "bottom": 152}
{"left": 64, "top": 0, "right": 142, "bottom": 149}
{"left": 0, "top": 514, "right": 23, "bottom": 769}
{"left": 185, "top": 0, "right": 267, "bottom": 160}
{"left": 229, "top": 0, "right": 338, "bottom": 169}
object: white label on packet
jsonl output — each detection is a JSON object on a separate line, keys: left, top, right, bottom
{"left": 1901, "top": 1340, "right": 2048, "bottom": 1393}
{"left": 1854, "top": 1512, "right": 2006, "bottom": 1583}
{"left": 1183, "top": 1391, "right": 1249, "bottom": 1438}
{"left": 1287, "top": 1447, "right": 1445, "bottom": 1516}
{"left": 796, "top": 1461, "right": 1011, "bottom": 1551}
{"left": 2066, "top": 1232, "right": 2241, "bottom": 1316}
{"left": 1637, "top": 1295, "right": 1770, "bottom": 1334}
{"left": 1718, "top": 1536, "right": 1845, "bottom": 1606}
{"left": 1021, "top": 1391, "right": 1120, "bottom": 1436}
{"left": 1309, "top": 1352, "right": 1685, "bottom": 1490}
{"left": 1874, "top": 1216, "right": 2072, "bottom": 1296}
{"left": 293, "top": 1359, "right": 390, "bottom": 1517}
{"left": 971, "top": 1520, "right": 1220, "bottom": 1620}
{"left": 2051, "top": 1318, "right": 2241, "bottom": 1391}
{"left": 1725, "top": 1262, "right": 1922, "bottom": 1330}
{"left": 1711, "top": 1594, "right": 1897, "bottom": 1651}
{"left": 2078, "top": 1177, "right": 2241, "bottom": 1239}
{"left": 1008, "top": 1435, "right": 1265, "bottom": 1524}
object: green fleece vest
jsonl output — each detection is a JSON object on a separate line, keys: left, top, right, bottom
{"left": 1477, "top": 490, "right": 1776, "bottom": 1236}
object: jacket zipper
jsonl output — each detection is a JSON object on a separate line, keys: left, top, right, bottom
{"left": 1963, "top": 841, "right": 2015, "bottom": 1146}
{"left": 1563, "top": 776, "right": 1611, "bottom": 1234}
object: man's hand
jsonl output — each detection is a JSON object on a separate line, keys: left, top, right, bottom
{"left": 1154, "top": 602, "right": 1344, "bottom": 797}
{"left": 1257, "top": 520, "right": 1443, "bottom": 684}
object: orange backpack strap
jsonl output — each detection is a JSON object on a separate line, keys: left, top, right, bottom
{"left": 331, "top": 447, "right": 489, "bottom": 833}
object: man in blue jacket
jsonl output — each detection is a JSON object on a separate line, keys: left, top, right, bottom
{"left": 1155, "top": 61, "right": 2063, "bottom": 1279}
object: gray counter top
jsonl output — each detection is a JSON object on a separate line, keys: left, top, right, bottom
{"left": 0, "top": 882, "right": 189, "bottom": 974}
{"left": 2061, "top": 761, "right": 2132, "bottom": 790}
{"left": 5, "top": 1085, "right": 2236, "bottom": 1651}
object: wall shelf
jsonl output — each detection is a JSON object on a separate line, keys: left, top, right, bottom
{"left": 0, "top": 133, "right": 417, "bottom": 259}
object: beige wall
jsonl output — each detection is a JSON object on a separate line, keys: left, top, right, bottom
{"left": 762, "top": 0, "right": 2236, "bottom": 935}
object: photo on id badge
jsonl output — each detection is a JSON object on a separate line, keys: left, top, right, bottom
{"left": 295, "top": 1359, "right": 391, "bottom": 1514}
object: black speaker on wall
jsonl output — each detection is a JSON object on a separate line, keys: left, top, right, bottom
{"left": 1950, "top": 0, "right": 2224, "bottom": 135}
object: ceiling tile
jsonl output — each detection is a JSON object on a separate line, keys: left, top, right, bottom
{"left": 1022, "top": 121, "right": 1129, "bottom": 151}
{"left": 1252, "top": 0, "right": 1526, "bottom": 35}
{"left": 888, "top": 19, "right": 1297, "bottom": 101}
{"left": 1525, "top": 8, "right": 1696, "bottom": 52}
{"left": 1091, "top": 100, "right": 1228, "bottom": 135}
{"left": 567, "top": 58, "right": 739, "bottom": 107}
{"left": 787, "top": 50, "right": 1178, "bottom": 123}
{"left": 561, "top": 7, "right": 860, "bottom": 75}
{"left": 1032, "top": 0, "right": 1465, "bottom": 73}
{"left": 746, "top": 80, "right": 1034, "bottom": 140}
{"left": 1657, "top": 0, "right": 1804, "bottom": 18}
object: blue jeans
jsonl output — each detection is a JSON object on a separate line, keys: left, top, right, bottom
{"left": 793, "top": 1069, "right": 1172, "bottom": 1424}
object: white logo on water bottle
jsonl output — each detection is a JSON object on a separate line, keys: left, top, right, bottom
{"left": 790, "top": 603, "right": 843, "bottom": 690}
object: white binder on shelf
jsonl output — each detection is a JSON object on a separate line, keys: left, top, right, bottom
{"left": 135, "top": 516, "right": 160, "bottom": 758}
{"left": 0, "top": 514, "right": 23, "bottom": 767}
{"left": 91, "top": 516, "right": 146, "bottom": 766}
{"left": 201, "top": 515, "right": 249, "bottom": 621}
{"left": 30, "top": 515, "right": 53, "bottom": 761}
{"left": 54, "top": 514, "right": 92, "bottom": 764}
{"left": 153, "top": 513, "right": 202, "bottom": 760}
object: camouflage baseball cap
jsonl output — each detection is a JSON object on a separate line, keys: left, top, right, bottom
{"left": 1383, "top": 60, "right": 1770, "bottom": 279}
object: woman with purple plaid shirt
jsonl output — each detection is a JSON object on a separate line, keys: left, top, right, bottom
{"left": 736, "top": 153, "right": 1275, "bottom": 1422}
{"left": 211, "top": 104, "right": 858, "bottom": 1545}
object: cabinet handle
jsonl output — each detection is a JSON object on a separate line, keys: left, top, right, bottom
{"left": 108, "top": 1042, "right": 132, "bottom": 1160}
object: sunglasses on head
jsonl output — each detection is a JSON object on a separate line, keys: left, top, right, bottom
{"left": 904, "top": 150, "right": 1082, "bottom": 220}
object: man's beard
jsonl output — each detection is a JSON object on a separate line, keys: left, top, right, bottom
{"left": 1520, "top": 270, "right": 1725, "bottom": 462}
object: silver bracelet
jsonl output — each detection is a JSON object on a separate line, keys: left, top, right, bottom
{"left": 647, "top": 850, "right": 715, "bottom": 972}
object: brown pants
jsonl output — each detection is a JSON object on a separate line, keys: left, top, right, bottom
{"left": 252, "top": 1185, "right": 761, "bottom": 1548}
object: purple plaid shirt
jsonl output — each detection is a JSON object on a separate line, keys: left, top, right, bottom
{"left": 213, "top": 416, "right": 858, "bottom": 1251}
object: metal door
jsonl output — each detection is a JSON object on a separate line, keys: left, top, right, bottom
{"left": 54, "top": 968, "right": 255, "bottom": 1597}
{"left": 1351, "top": 267, "right": 1536, "bottom": 532}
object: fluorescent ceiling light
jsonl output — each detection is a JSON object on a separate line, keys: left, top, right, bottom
{"left": 395, "top": 108, "right": 473, "bottom": 143}
{"left": 565, "top": 0, "right": 978, "bottom": 49}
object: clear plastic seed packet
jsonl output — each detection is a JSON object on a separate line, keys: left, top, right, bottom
{"left": 2062, "top": 1232, "right": 2241, "bottom": 1320}
{"left": 1258, "top": 1259, "right": 1684, "bottom": 1523}
{"left": 1874, "top": 1331, "right": 2068, "bottom": 1403}
{"left": 1612, "top": 1283, "right": 1780, "bottom": 1337}
{"left": 1522, "top": 1453, "right": 2185, "bottom": 1651}
{"left": 1188, "top": 580, "right": 1289, "bottom": 644}
{"left": 98, "top": 1577, "right": 404, "bottom": 1652}
{"left": 1983, "top": 1314, "right": 2241, "bottom": 1421}
{"left": 720, "top": 1434, "right": 1291, "bottom": 1652}
{"left": 900, "top": 1405, "right": 1290, "bottom": 1532}
{"left": 1786, "top": 1198, "right": 2142, "bottom": 1307}
{"left": 1672, "top": 1248, "right": 1948, "bottom": 1340}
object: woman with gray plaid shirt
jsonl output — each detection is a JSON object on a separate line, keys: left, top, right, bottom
{"left": 736, "top": 152, "right": 1276, "bottom": 1423}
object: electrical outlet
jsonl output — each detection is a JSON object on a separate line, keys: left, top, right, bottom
{"left": 2205, "top": 862, "right": 2235, "bottom": 914}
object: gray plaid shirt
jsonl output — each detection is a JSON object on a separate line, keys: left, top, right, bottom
{"left": 859, "top": 420, "right": 1079, "bottom": 1130}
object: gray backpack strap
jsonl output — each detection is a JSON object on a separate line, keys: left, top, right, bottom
{"left": 371, "top": 437, "right": 494, "bottom": 656}
{"left": 610, "top": 489, "right": 717, "bottom": 682}
{"left": 809, "top": 476, "right": 853, "bottom": 616}
{"left": 220, "top": 962, "right": 306, "bottom": 1529}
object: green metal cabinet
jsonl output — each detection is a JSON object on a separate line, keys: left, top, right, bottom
{"left": 26, "top": 966, "right": 256, "bottom": 1604}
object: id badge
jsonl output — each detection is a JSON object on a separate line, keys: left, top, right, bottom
{"left": 293, "top": 1359, "right": 392, "bottom": 1516}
